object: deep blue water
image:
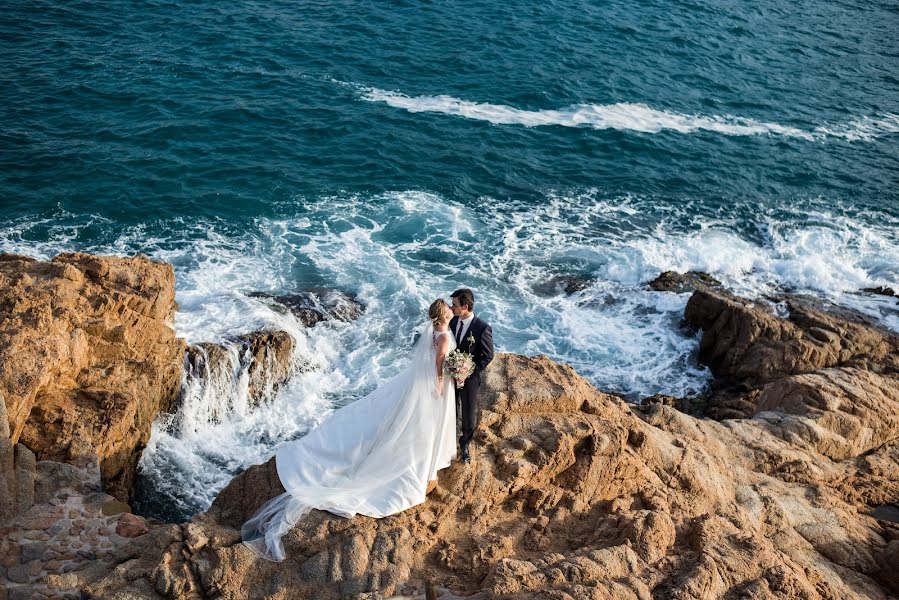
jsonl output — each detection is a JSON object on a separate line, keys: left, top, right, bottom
{"left": 3, "top": 0, "right": 899, "bottom": 217}
{"left": 2, "top": 0, "right": 898, "bottom": 518}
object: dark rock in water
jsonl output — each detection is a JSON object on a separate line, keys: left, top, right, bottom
{"left": 531, "top": 274, "right": 593, "bottom": 297}
{"left": 767, "top": 291, "right": 888, "bottom": 328}
{"left": 184, "top": 330, "right": 300, "bottom": 413}
{"left": 648, "top": 270, "right": 721, "bottom": 294}
{"left": 248, "top": 288, "right": 364, "bottom": 327}
{"left": 861, "top": 285, "right": 897, "bottom": 298}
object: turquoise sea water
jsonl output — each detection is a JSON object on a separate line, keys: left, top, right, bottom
{"left": 2, "top": 0, "right": 898, "bottom": 518}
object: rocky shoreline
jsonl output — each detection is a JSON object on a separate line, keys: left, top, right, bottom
{"left": 1, "top": 254, "right": 897, "bottom": 599}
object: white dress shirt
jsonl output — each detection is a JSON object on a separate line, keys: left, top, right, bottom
{"left": 455, "top": 313, "right": 475, "bottom": 345}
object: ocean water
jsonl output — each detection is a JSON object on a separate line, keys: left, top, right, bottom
{"left": 2, "top": 0, "right": 898, "bottom": 519}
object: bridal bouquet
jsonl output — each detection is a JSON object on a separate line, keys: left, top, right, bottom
{"left": 444, "top": 349, "right": 475, "bottom": 388}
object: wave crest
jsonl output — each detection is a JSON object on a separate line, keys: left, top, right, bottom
{"left": 360, "top": 86, "right": 898, "bottom": 141}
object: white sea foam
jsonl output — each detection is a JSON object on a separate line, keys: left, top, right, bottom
{"left": 360, "top": 86, "right": 899, "bottom": 141}
{"left": 815, "top": 113, "right": 899, "bottom": 142}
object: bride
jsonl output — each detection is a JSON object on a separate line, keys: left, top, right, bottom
{"left": 241, "top": 298, "right": 459, "bottom": 561}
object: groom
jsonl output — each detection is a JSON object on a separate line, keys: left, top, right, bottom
{"left": 449, "top": 288, "right": 494, "bottom": 464}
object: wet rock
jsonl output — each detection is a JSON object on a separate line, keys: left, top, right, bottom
{"left": 248, "top": 288, "right": 364, "bottom": 327}
{"left": 184, "top": 329, "right": 299, "bottom": 412}
{"left": 861, "top": 285, "right": 896, "bottom": 297}
{"left": 531, "top": 274, "right": 593, "bottom": 297}
{"left": 648, "top": 270, "right": 722, "bottom": 294}
{"left": 239, "top": 330, "right": 299, "bottom": 405}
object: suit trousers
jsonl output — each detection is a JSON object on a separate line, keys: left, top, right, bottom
{"left": 456, "top": 371, "right": 481, "bottom": 447}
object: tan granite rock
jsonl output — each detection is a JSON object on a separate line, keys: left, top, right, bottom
{"left": 84, "top": 353, "right": 898, "bottom": 600}
{"left": 0, "top": 252, "right": 186, "bottom": 502}
{"left": 684, "top": 289, "right": 897, "bottom": 387}
{"left": 683, "top": 288, "right": 899, "bottom": 419}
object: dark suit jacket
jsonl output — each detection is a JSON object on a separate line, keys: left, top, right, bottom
{"left": 449, "top": 314, "right": 494, "bottom": 379}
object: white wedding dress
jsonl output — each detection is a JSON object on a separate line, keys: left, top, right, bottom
{"left": 241, "top": 321, "right": 458, "bottom": 561}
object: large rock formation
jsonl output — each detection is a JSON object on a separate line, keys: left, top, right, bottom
{"left": 682, "top": 288, "right": 899, "bottom": 419}
{"left": 684, "top": 289, "right": 898, "bottom": 387}
{"left": 82, "top": 352, "right": 899, "bottom": 599}
{"left": 3, "top": 259, "right": 896, "bottom": 599}
{"left": 0, "top": 252, "right": 187, "bottom": 502}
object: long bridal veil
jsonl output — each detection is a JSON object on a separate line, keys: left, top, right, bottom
{"left": 241, "top": 320, "right": 445, "bottom": 562}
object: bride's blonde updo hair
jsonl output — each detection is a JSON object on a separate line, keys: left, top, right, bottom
{"left": 428, "top": 298, "right": 447, "bottom": 327}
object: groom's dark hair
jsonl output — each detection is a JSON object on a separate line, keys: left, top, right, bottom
{"left": 451, "top": 288, "right": 475, "bottom": 311}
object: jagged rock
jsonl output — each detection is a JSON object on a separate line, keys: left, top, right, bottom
{"left": 648, "top": 270, "right": 722, "bottom": 294}
{"left": 861, "top": 286, "right": 897, "bottom": 298}
{"left": 248, "top": 289, "right": 364, "bottom": 327}
{"left": 684, "top": 289, "right": 897, "bottom": 387}
{"left": 239, "top": 331, "right": 299, "bottom": 405}
{"left": 682, "top": 289, "right": 899, "bottom": 420}
{"left": 85, "top": 353, "right": 899, "bottom": 599}
{"left": 184, "top": 330, "right": 299, "bottom": 413}
{"left": 116, "top": 513, "right": 149, "bottom": 538}
{"left": 531, "top": 274, "right": 594, "bottom": 297}
{"left": 754, "top": 367, "right": 899, "bottom": 460}
{"left": 0, "top": 252, "right": 186, "bottom": 502}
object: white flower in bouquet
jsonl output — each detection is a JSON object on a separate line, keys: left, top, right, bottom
{"left": 444, "top": 349, "right": 475, "bottom": 388}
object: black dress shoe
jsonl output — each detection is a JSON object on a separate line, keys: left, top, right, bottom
{"left": 460, "top": 446, "right": 471, "bottom": 464}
